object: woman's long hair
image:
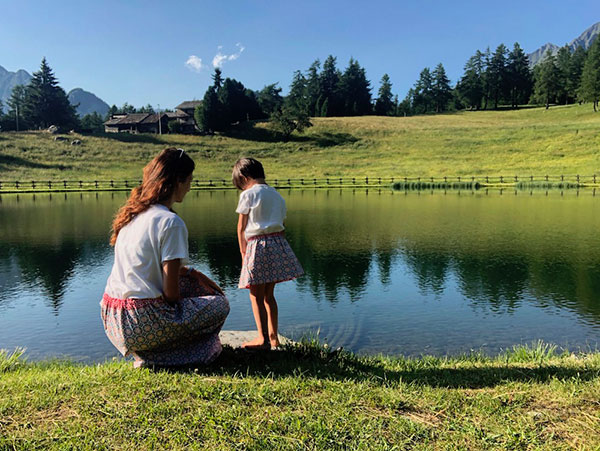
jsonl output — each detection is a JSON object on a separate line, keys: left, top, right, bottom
{"left": 110, "top": 147, "right": 195, "bottom": 245}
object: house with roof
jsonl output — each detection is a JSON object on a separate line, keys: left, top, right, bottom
{"left": 104, "top": 113, "right": 170, "bottom": 134}
{"left": 103, "top": 100, "right": 202, "bottom": 134}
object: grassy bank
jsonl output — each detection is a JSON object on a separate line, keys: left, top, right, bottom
{"left": 2, "top": 342, "right": 600, "bottom": 449}
{"left": 0, "top": 104, "right": 599, "bottom": 183}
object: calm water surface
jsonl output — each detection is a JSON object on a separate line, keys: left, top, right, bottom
{"left": 1, "top": 189, "right": 599, "bottom": 361}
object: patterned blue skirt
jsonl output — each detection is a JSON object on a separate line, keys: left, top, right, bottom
{"left": 239, "top": 232, "right": 304, "bottom": 288}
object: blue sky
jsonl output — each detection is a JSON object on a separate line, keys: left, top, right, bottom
{"left": 1, "top": 1, "right": 598, "bottom": 108}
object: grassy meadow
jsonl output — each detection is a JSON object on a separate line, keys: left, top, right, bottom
{"left": 2, "top": 342, "right": 600, "bottom": 449}
{"left": 0, "top": 104, "right": 599, "bottom": 183}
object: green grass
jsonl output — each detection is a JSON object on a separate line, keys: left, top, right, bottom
{"left": 2, "top": 341, "right": 600, "bottom": 449}
{"left": 1, "top": 104, "right": 599, "bottom": 183}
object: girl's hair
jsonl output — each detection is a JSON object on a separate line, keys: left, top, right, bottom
{"left": 110, "top": 147, "right": 195, "bottom": 245}
{"left": 232, "top": 157, "right": 265, "bottom": 190}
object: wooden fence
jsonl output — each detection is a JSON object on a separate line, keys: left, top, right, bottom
{"left": 0, "top": 175, "right": 598, "bottom": 193}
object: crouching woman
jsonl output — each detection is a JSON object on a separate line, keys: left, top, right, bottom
{"left": 101, "top": 147, "right": 229, "bottom": 368}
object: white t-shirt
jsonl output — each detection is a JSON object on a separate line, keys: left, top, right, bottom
{"left": 235, "top": 184, "right": 286, "bottom": 238}
{"left": 105, "top": 204, "right": 189, "bottom": 299}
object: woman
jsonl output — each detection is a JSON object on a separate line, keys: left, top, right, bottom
{"left": 101, "top": 147, "right": 229, "bottom": 367}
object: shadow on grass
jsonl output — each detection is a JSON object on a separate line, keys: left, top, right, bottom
{"left": 0, "top": 154, "right": 70, "bottom": 171}
{"left": 223, "top": 122, "right": 358, "bottom": 147}
{"left": 95, "top": 132, "right": 166, "bottom": 145}
{"left": 160, "top": 343, "right": 600, "bottom": 389}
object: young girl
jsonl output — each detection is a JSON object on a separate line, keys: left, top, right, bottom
{"left": 233, "top": 158, "right": 304, "bottom": 350}
{"left": 101, "top": 148, "right": 229, "bottom": 367}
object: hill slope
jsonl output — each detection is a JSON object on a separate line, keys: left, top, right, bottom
{"left": 0, "top": 104, "right": 598, "bottom": 181}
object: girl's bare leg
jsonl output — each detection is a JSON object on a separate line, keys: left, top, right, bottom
{"left": 243, "top": 284, "right": 270, "bottom": 349}
{"left": 264, "top": 282, "right": 280, "bottom": 348}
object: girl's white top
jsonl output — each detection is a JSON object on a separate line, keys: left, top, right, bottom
{"left": 105, "top": 204, "right": 189, "bottom": 299}
{"left": 236, "top": 184, "right": 286, "bottom": 238}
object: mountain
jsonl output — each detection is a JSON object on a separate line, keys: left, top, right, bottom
{"left": 67, "top": 88, "right": 110, "bottom": 117}
{"left": 528, "top": 22, "right": 600, "bottom": 66}
{"left": 0, "top": 65, "right": 32, "bottom": 106}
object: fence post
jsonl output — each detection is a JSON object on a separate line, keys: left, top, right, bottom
{"left": 326, "top": 178, "right": 329, "bottom": 185}
{"left": 339, "top": 178, "right": 342, "bottom": 185}
{"left": 365, "top": 177, "right": 369, "bottom": 185}
{"left": 577, "top": 174, "right": 580, "bottom": 184}
{"left": 444, "top": 176, "right": 447, "bottom": 183}
{"left": 500, "top": 176, "right": 503, "bottom": 183}
{"left": 223, "top": 179, "right": 227, "bottom": 186}
{"left": 32, "top": 181, "right": 36, "bottom": 189}
{"left": 48, "top": 181, "right": 52, "bottom": 189}
{"left": 15, "top": 181, "right": 19, "bottom": 189}
{"left": 352, "top": 178, "right": 355, "bottom": 185}
{"left": 79, "top": 180, "right": 83, "bottom": 189}
{"left": 301, "top": 178, "right": 304, "bottom": 185}
{"left": 561, "top": 175, "right": 564, "bottom": 182}
{"left": 486, "top": 176, "right": 489, "bottom": 183}
{"left": 457, "top": 176, "right": 461, "bottom": 183}
{"left": 125, "top": 180, "right": 128, "bottom": 188}
{"left": 64, "top": 180, "right": 67, "bottom": 189}
{"left": 545, "top": 175, "right": 549, "bottom": 182}
{"left": 514, "top": 175, "right": 518, "bottom": 182}
{"left": 95, "top": 181, "right": 98, "bottom": 189}
{"left": 288, "top": 178, "right": 291, "bottom": 185}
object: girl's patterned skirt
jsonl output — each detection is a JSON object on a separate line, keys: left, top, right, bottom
{"left": 239, "top": 232, "right": 304, "bottom": 289}
{"left": 100, "top": 274, "right": 229, "bottom": 367}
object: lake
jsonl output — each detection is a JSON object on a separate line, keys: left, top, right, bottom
{"left": 1, "top": 189, "right": 599, "bottom": 362}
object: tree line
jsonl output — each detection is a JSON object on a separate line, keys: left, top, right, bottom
{"left": 1, "top": 36, "right": 599, "bottom": 135}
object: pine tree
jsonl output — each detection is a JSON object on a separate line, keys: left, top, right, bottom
{"left": 22, "top": 58, "right": 79, "bottom": 129}
{"left": 458, "top": 51, "right": 485, "bottom": 110}
{"left": 579, "top": 37, "right": 600, "bottom": 111}
{"left": 338, "top": 58, "right": 372, "bottom": 116}
{"left": 212, "top": 68, "right": 224, "bottom": 90}
{"left": 555, "top": 46, "right": 572, "bottom": 105}
{"left": 412, "top": 68, "right": 434, "bottom": 114}
{"left": 375, "top": 74, "right": 394, "bottom": 115}
{"left": 7, "top": 84, "right": 28, "bottom": 131}
{"left": 506, "top": 43, "right": 532, "bottom": 108}
{"left": 319, "top": 55, "right": 341, "bottom": 116}
{"left": 287, "top": 70, "right": 308, "bottom": 113}
{"left": 481, "top": 47, "right": 492, "bottom": 109}
{"left": 487, "top": 44, "right": 508, "bottom": 109}
{"left": 305, "top": 60, "right": 321, "bottom": 116}
{"left": 195, "top": 86, "right": 221, "bottom": 132}
{"left": 533, "top": 52, "right": 559, "bottom": 109}
{"left": 432, "top": 63, "right": 452, "bottom": 113}
{"left": 569, "top": 46, "right": 587, "bottom": 103}
{"left": 257, "top": 83, "right": 283, "bottom": 116}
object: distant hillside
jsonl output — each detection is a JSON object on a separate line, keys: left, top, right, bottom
{"left": 528, "top": 21, "right": 600, "bottom": 66}
{"left": 0, "top": 65, "right": 32, "bottom": 106}
{"left": 67, "top": 88, "right": 109, "bottom": 117}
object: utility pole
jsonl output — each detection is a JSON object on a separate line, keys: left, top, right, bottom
{"left": 157, "top": 104, "right": 161, "bottom": 135}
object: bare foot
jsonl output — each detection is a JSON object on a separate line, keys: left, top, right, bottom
{"left": 241, "top": 336, "right": 271, "bottom": 350}
{"left": 270, "top": 338, "right": 281, "bottom": 348}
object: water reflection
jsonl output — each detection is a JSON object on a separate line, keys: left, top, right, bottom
{"left": 1, "top": 190, "right": 599, "bottom": 358}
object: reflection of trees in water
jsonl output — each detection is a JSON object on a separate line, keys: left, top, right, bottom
{"left": 402, "top": 249, "right": 450, "bottom": 296}
{"left": 189, "top": 235, "right": 241, "bottom": 288}
{"left": 453, "top": 253, "right": 530, "bottom": 313}
{"left": 11, "top": 241, "right": 79, "bottom": 314}
{"left": 0, "top": 240, "right": 109, "bottom": 315}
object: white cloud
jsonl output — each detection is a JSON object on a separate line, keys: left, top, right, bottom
{"left": 212, "top": 43, "right": 245, "bottom": 68}
{"left": 185, "top": 55, "right": 204, "bottom": 72}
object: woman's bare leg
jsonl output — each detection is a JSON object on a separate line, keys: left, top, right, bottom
{"left": 264, "top": 282, "right": 280, "bottom": 348}
{"left": 243, "top": 284, "right": 270, "bottom": 349}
